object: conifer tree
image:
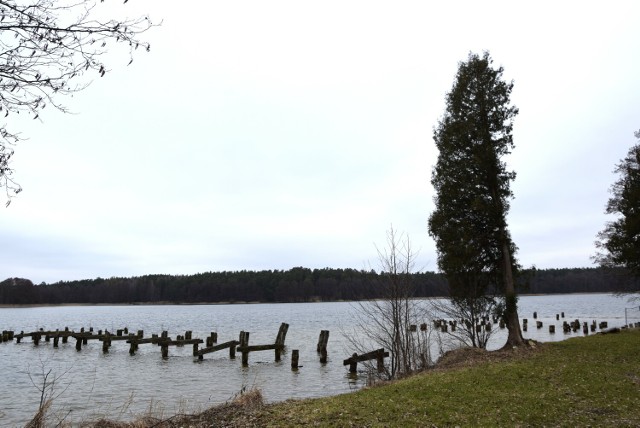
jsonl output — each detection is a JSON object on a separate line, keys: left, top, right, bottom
{"left": 428, "top": 51, "right": 525, "bottom": 347}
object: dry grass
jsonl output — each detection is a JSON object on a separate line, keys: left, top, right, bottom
{"left": 81, "top": 388, "right": 265, "bottom": 428}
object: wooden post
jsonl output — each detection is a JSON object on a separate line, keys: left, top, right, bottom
{"left": 533, "top": 311, "right": 537, "bottom": 319}
{"left": 193, "top": 342, "right": 199, "bottom": 357}
{"left": 556, "top": 314, "right": 560, "bottom": 320}
{"left": 549, "top": 325, "right": 555, "bottom": 334}
{"left": 102, "top": 336, "right": 110, "bottom": 353}
{"left": 53, "top": 335, "right": 59, "bottom": 348}
{"left": 536, "top": 321, "right": 543, "bottom": 329}
{"left": 317, "top": 330, "right": 329, "bottom": 352}
{"left": 291, "top": 349, "right": 299, "bottom": 370}
{"left": 376, "top": 350, "right": 385, "bottom": 373}
{"left": 137, "top": 330, "right": 144, "bottom": 338}
{"left": 275, "top": 346, "right": 281, "bottom": 362}
{"left": 409, "top": 324, "right": 417, "bottom": 332}
{"left": 185, "top": 331, "right": 192, "bottom": 340}
{"left": 33, "top": 333, "right": 41, "bottom": 346}
{"left": 349, "top": 353, "right": 358, "bottom": 373}
{"left": 320, "top": 348, "right": 328, "bottom": 364}
{"left": 129, "top": 340, "right": 137, "bottom": 355}
{"left": 240, "top": 331, "right": 249, "bottom": 366}
{"left": 161, "top": 344, "right": 168, "bottom": 358}
{"left": 583, "top": 322, "right": 588, "bottom": 335}
{"left": 420, "top": 323, "right": 427, "bottom": 331}
{"left": 276, "top": 323, "right": 289, "bottom": 346}
{"left": 75, "top": 337, "right": 82, "bottom": 351}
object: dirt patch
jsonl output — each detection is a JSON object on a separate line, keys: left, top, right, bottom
{"left": 435, "top": 340, "right": 544, "bottom": 370}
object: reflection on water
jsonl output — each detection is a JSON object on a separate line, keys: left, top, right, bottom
{"left": 0, "top": 294, "right": 631, "bottom": 426}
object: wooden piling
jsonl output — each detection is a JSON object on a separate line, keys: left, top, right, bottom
{"left": 317, "top": 330, "right": 329, "bottom": 364}
{"left": 348, "top": 353, "right": 358, "bottom": 373}
{"left": 275, "top": 323, "right": 289, "bottom": 346}
{"left": 240, "top": 331, "right": 249, "bottom": 366}
{"left": 291, "top": 349, "right": 299, "bottom": 370}
{"left": 533, "top": 311, "right": 537, "bottom": 319}
{"left": 536, "top": 321, "right": 543, "bottom": 329}
{"left": 549, "top": 325, "right": 555, "bottom": 334}
{"left": 75, "top": 337, "right": 82, "bottom": 351}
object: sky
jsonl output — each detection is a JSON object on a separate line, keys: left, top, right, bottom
{"left": 2, "top": 1, "right": 639, "bottom": 284}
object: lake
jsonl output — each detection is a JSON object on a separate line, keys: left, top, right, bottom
{"left": 0, "top": 294, "right": 636, "bottom": 426}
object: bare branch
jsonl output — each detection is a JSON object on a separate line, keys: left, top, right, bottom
{"left": 0, "top": 0, "right": 155, "bottom": 204}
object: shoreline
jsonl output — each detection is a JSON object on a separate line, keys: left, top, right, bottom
{"left": 0, "top": 291, "right": 621, "bottom": 309}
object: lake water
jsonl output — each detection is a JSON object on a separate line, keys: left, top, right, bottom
{"left": 0, "top": 294, "right": 636, "bottom": 427}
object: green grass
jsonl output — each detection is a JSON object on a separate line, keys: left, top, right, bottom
{"left": 254, "top": 329, "right": 640, "bottom": 427}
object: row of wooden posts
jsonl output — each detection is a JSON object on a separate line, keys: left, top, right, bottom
{"left": 523, "top": 318, "right": 609, "bottom": 334}
{"left": 2, "top": 324, "right": 390, "bottom": 374}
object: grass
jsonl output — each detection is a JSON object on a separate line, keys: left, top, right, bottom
{"left": 253, "top": 329, "right": 640, "bottom": 427}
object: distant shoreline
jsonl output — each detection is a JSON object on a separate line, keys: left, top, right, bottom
{"left": 0, "top": 292, "right": 620, "bottom": 309}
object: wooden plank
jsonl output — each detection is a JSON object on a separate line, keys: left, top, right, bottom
{"left": 237, "top": 343, "right": 283, "bottom": 352}
{"left": 343, "top": 348, "right": 389, "bottom": 365}
{"left": 156, "top": 338, "right": 204, "bottom": 347}
{"left": 196, "top": 340, "right": 239, "bottom": 356}
{"left": 126, "top": 337, "right": 159, "bottom": 345}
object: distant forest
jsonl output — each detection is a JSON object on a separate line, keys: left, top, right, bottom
{"left": 0, "top": 267, "right": 636, "bottom": 305}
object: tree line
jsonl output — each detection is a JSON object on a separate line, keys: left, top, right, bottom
{"left": 0, "top": 267, "right": 632, "bottom": 305}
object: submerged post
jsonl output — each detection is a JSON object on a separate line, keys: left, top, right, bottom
{"left": 291, "top": 349, "right": 300, "bottom": 370}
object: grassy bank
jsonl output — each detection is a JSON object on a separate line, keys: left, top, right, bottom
{"left": 250, "top": 329, "right": 638, "bottom": 427}
{"left": 81, "top": 329, "right": 640, "bottom": 427}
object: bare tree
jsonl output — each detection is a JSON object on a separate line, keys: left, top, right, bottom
{"left": 347, "top": 227, "right": 435, "bottom": 379}
{"left": 429, "top": 295, "right": 497, "bottom": 349}
{"left": 0, "top": 0, "right": 154, "bottom": 205}
{"left": 24, "top": 358, "right": 73, "bottom": 428}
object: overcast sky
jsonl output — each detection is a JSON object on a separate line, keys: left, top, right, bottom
{"left": 2, "top": 1, "right": 639, "bottom": 284}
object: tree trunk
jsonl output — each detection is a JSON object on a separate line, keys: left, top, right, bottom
{"left": 500, "top": 235, "right": 526, "bottom": 348}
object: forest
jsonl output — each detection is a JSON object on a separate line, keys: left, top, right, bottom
{"left": 0, "top": 267, "right": 634, "bottom": 305}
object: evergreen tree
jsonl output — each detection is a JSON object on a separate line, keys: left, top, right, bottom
{"left": 428, "top": 51, "right": 525, "bottom": 347}
{"left": 595, "top": 130, "right": 640, "bottom": 291}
